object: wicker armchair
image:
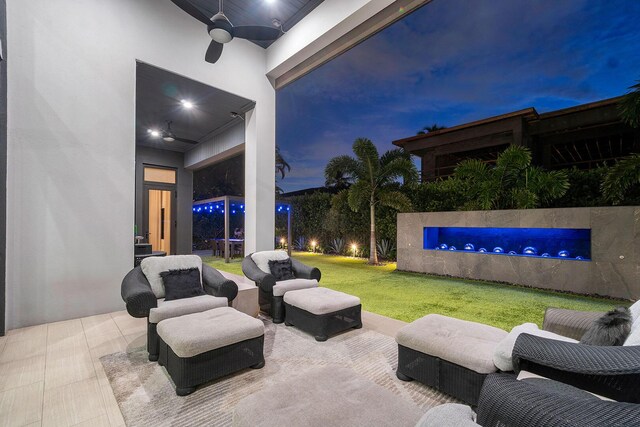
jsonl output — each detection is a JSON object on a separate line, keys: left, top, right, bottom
{"left": 512, "top": 332, "right": 640, "bottom": 403}
{"left": 242, "top": 253, "right": 321, "bottom": 323}
{"left": 121, "top": 263, "right": 238, "bottom": 361}
{"left": 475, "top": 374, "right": 640, "bottom": 427}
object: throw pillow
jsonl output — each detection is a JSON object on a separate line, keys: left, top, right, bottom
{"left": 269, "top": 259, "right": 296, "bottom": 281}
{"left": 140, "top": 255, "right": 203, "bottom": 298}
{"left": 580, "top": 307, "right": 632, "bottom": 346}
{"left": 160, "top": 268, "right": 206, "bottom": 301}
{"left": 493, "top": 323, "right": 578, "bottom": 372}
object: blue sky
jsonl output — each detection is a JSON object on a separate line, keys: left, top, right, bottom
{"left": 276, "top": 0, "right": 640, "bottom": 192}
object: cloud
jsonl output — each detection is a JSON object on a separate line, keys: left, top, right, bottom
{"left": 277, "top": 0, "right": 640, "bottom": 192}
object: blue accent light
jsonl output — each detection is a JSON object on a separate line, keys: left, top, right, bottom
{"left": 576, "top": 256, "right": 584, "bottom": 260}
{"left": 423, "top": 226, "right": 591, "bottom": 261}
{"left": 449, "top": 246, "right": 457, "bottom": 251}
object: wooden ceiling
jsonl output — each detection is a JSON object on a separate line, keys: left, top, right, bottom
{"left": 185, "top": 0, "right": 324, "bottom": 48}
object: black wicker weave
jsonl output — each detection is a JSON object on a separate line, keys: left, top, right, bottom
{"left": 121, "top": 264, "right": 238, "bottom": 361}
{"left": 396, "top": 344, "right": 486, "bottom": 406}
{"left": 476, "top": 373, "right": 640, "bottom": 427}
{"left": 512, "top": 333, "right": 640, "bottom": 403}
{"left": 542, "top": 307, "right": 605, "bottom": 340}
{"left": 158, "top": 334, "right": 265, "bottom": 396}
{"left": 284, "top": 302, "right": 361, "bottom": 341}
{"left": 242, "top": 254, "right": 321, "bottom": 323}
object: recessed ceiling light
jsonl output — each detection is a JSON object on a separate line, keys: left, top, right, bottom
{"left": 149, "top": 129, "right": 160, "bottom": 138}
{"left": 265, "top": 0, "right": 276, "bottom": 4}
{"left": 181, "top": 99, "right": 194, "bottom": 109}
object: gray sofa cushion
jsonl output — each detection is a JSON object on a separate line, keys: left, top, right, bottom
{"left": 416, "top": 404, "right": 479, "bottom": 427}
{"left": 396, "top": 314, "right": 508, "bottom": 374}
{"left": 283, "top": 287, "right": 360, "bottom": 315}
{"left": 232, "top": 366, "right": 423, "bottom": 427}
{"left": 272, "top": 278, "right": 318, "bottom": 297}
{"left": 149, "top": 294, "right": 228, "bottom": 324}
{"left": 157, "top": 307, "right": 264, "bottom": 358}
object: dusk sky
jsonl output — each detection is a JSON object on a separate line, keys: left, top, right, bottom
{"left": 276, "top": 0, "right": 640, "bottom": 192}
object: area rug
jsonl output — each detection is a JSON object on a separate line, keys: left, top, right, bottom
{"left": 100, "top": 317, "right": 454, "bottom": 426}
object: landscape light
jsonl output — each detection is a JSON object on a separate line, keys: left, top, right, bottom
{"left": 351, "top": 243, "right": 358, "bottom": 257}
{"left": 311, "top": 240, "right": 317, "bottom": 253}
{"left": 280, "top": 237, "right": 286, "bottom": 245}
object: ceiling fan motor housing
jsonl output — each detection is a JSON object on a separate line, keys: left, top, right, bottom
{"left": 209, "top": 14, "right": 233, "bottom": 43}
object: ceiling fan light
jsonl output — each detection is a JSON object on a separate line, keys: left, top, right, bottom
{"left": 163, "top": 135, "right": 175, "bottom": 142}
{"left": 210, "top": 27, "right": 232, "bottom": 43}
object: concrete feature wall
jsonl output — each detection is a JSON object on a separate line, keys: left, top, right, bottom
{"left": 135, "top": 147, "right": 193, "bottom": 255}
{"left": 397, "top": 207, "right": 640, "bottom": 300}
{"left": 5, "top": 0, "right": 275, "bottom": 329}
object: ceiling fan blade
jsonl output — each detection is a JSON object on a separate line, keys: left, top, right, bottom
{"left": 174, "top": 137, "right": 200, "bottom": 145}
{"left": 205, "top": 40, "right": 224, "bottom": 63}
{"left": 170, "top": 0, "right": 212, "bottom": 26}
{"left": 234, "top": 26, "right": 281, "bottom": 41}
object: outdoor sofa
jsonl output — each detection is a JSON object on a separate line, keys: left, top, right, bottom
{"left": 121, "top": 255, "right": 238, "bottom": 361}
{"left": 242, "top": 251, "right": 321, "bottom": 323}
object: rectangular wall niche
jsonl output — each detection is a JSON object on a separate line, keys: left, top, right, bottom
{"left": 423, "top": 227, "right": 591, "bottom": 261}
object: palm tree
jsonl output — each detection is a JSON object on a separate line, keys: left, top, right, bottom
{"left": 324, "top": 168, "right": 353, "bottom": 189}
{"left": 324, "top": 138, "right": 418, "bottom": 264}
{"left": 275, "top": 146, "right": 291, "bottom": 180}
{"left": 417, "top": 124, "right": 447, "bottom": 135}
{"left": 451, "top": 146, "right": 569, "bottom": 210}
{"left": 618, "top": 80, "right": 640, "bottom": 128}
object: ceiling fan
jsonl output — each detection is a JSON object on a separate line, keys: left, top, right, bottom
{"left": 170, "top": 0, "right": 282, "bottom": 64}
{"left": 156, "top": 121, "right": 199, "bottom": 144}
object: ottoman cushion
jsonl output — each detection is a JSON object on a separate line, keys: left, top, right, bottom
{"left": 284, "top": 287, "right": 361, "bottom": 315}
{"left": 416, "top": 404, "right": 479, "bottom": 427}
{"left": 272, "top": 278, "right": 318, "bottom": 297}
{"left": 233, "top": 366, "right": 423, "bottom": 427}
{"left": 149, "top": 294, "right": 228, "bottom": 324}
{"left": 396, "top": 314, "right": 507, "bottom": 374}
{"left": 157, "top": 307, "right": 264, "bottom": 358}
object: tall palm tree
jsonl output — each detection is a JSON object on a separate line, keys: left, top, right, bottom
{"left": 275, "top": 146, "right": 291, "bottom": 180}
{"left": 417, "top": 124, "right": 447, "bottom": 135}
{"left": 325, "top": 138, "right": 418, "bottom": 264}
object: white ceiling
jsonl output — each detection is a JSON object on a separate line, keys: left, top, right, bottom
{"left": 135, "top": 62, "right": 254, "bottom": 153}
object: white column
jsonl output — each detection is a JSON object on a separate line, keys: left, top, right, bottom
{"left": 244, "top": 106, "right": 275, "bottom": 253}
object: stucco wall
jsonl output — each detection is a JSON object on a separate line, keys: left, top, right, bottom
{"left": 5, "top": 0, "right": 275, "bottom": 328}
{"left": 397, "top": 207, "right": 639, "bottom": 300}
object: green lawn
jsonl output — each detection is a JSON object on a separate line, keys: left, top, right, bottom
{"left": 202, "top": 252, "right": 624, "bottom": 331}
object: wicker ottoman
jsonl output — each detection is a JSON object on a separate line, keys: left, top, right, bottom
{"left": 157, "top": 307, "right": 265, "bottom": 396}
{"left": 283, "top": 287, "right": 362, "bottom": 341}
{"left": 395, "top": 314, "right": 507, "bottom": 406}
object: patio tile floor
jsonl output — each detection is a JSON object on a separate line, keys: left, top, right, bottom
{"left": 0, "top": 310, "right": 405, "bottom": 426}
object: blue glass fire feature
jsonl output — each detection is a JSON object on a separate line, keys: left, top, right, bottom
{"left": 424, "top": 227, "right": 591, "bottom": 261}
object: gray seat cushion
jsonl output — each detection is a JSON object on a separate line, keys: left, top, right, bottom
{"left": 396, "top": 314, "right": 508, "bottom": 374}
{"left": 148, "top": 294, "right": 228, "bottom": 324}
{"left": 283, "top": 287, "right": 360, "bottom": 315}
{"left": 272, "top": 278, "right": 318, "bottom": 297}
{"left": 157, "top": 307, "right": 264, "bottom": 358}
{"left": 416, "top": 404, "right": 479, "bottom": 427}
{"left": 232, "top": 366, "right": 423, "bottom": 427}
